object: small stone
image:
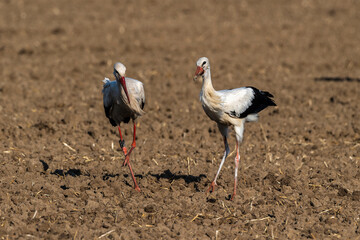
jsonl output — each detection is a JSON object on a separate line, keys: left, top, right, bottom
{"left": 337, "top": 187, "right": 348, "bottom": 197}
{"left": 352, "top": 191, "right": 360, "bottom": 201}
{"left": 144, "top": 205, "right": 155, "bottom": 213}
{"left": 326, "top": 216, "right": 337, "bottom": 224}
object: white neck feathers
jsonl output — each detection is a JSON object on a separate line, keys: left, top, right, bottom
{"left": 200, "top": 68, "right": 221, "bottom": 109}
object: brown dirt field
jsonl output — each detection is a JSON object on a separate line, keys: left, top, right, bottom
{"left": 1, "top": 0, "right": 360, "bottom": 239}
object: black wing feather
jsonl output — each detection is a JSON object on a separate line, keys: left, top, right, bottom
{"left": 104, "top": 105, "right": 117, "bottom": 127}
{"left": 141, "top": 99, "right": 145, "bottom": 110}
{"left": 238, "top": 87, "right": 276, "bottom": 118}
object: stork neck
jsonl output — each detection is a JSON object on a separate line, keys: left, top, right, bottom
{"left": 201, "top": 69, "right": 215, "bottom": 93}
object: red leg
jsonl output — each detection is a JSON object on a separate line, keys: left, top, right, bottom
{"left": 118, "top": 126, "right": 127, "bottom": 154}
{"left": 127, "top": 161, "right": 141, "bottom": 192}
{"left": 231, "top": 141, "right": 240, "bottom": 201}
{"left": 118, "top": 125, "right": 140, "bottom": 191}
{"left": 123, "top": 121, "right": 136, "bottom": 166}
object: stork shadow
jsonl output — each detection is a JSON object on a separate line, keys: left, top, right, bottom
{"left": 314, "top": 77, "right": 360, "bottom": 83}
{"left": 39, "top": 160, "right": 49, "bottom": 171}
{"left": 102, "top": 173, "right": 143, "bottom": 181}
{"left": 51, "top": 168, "right": 85, "bottom": 177}
{"left": 102, "top": 173, "right": 120, "bottom": 180}
{"left": 150, "top": 169, "right": 206, "bottom": 184}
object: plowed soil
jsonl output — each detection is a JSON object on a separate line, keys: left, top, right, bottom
{"left": 1, "top": 0, "right": 360, "bottom": 239}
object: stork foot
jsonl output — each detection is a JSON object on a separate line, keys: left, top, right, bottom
{"left": 134, "top": 185, "right": 141, "bottom": 192}
{"left": 206, "top": 181, "right": 217, "bottom": 193}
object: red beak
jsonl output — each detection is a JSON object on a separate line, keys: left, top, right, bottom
{"left": 193, "top": 66, "right": 204, "bottom": 80}
{"left": 120, "top": 76, "right": 130, "bottom": 104}
{"left": 194, "top": 66, "right": 204, "bottom": 76}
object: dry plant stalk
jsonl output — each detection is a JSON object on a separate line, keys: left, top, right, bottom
{"left": 63, "top": 142, "right": 76, "bottom": 152}
{"left": 98, "top": 229, "right": 115, "bottom": 239}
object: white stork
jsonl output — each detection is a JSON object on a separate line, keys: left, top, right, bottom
{"left": 193, "top": 57, "right": 276, "bottom": 200}
{"left": 102, "top": 62, "right": 145, "bottom": 192}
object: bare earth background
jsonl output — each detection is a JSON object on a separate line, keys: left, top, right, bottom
{"left": 1, "top": 0, "right": 360, "bottom": 239}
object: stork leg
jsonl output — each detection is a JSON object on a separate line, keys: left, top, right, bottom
{"left": 231, "top": 122, "right": 245, "bottom": 200}
{"left": 207, "top": 124, "right": 229, "bottom": 193}
{"left": 128, "top": 161, "right": 141, "bottom": 192}
{"left": 123, "top": 120, "right": 136, "bottom": 166}
{"left": 118, "top": 125, "right": 126, "bottom": 151}
{"left": 118, "top": 125, "right": 140, "bottom": 192}
{"left": 231, "top": 141, "right": 240, "bottom": 201}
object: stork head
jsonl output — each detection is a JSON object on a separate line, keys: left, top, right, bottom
{"left": 193, "top": 57, "right": 209, "bottom": 81}
{"left": 113, "top": 62, "right": 130, "bottom": 104}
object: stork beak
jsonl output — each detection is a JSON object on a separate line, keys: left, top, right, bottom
{"left": 193, "top": 66, "right": 204, "bottom": 81}
{"left": 120, "top": 76, "right": 131, "bottom": 104}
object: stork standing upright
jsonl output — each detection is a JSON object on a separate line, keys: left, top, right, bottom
{"left": 102, "top": 62, "right": 145, "bottom": 192}
{"left": 193, "top": 57, "right": 276, "bottom": 200}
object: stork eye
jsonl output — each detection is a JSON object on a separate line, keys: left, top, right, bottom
{"left": 202, "top": 61, "right": 206, "bottom": 65}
